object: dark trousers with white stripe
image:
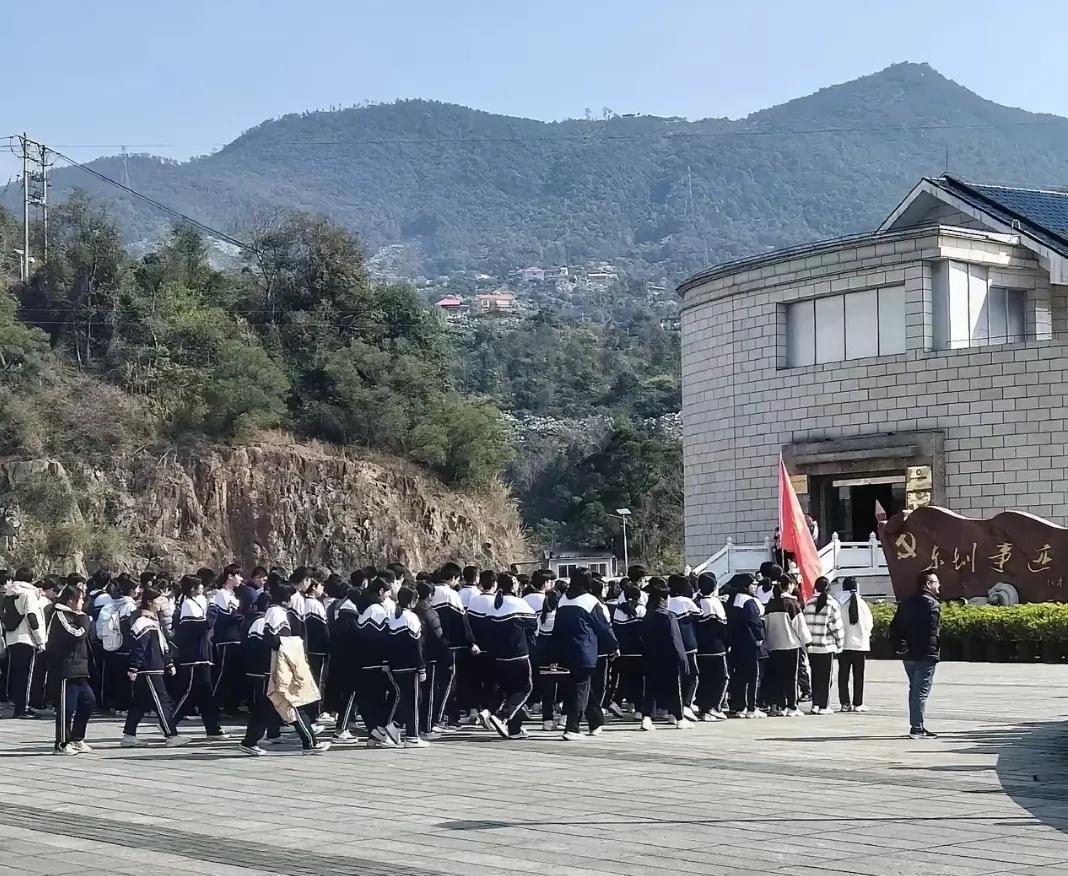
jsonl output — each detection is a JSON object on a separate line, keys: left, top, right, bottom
{"left": 419, "top": 658, "right": 453, "bottom": 734}
{"left": 564, "top": 664, "right": 606, "bottom": 734}
{"left": 493, "top": 657, "right": 533, "bottom": 735}
{"left": 695, "top": 653, "right": 729, "bottom": 714}
{"left": 395, "top": 668, "right": 420, "bottom": 738}
{"left": 306, "top": 653, "right": 326, "bottom": 719}
{"left": 212, "top": 642, "right": 243, "bottom": 714}
{"left": 681, "top": 653, "right": 699, "bottom": 710}
{"left": 242, "top": 677, "right": 317, "bottom": 749}
{"left": 54, "top": 678, "right": 95, "bottom": 750}
{"left": 172, "top": 663, "right": 223, "bottom": 734}
{"left": 124, "top": 673, "right": 177, "bottom": 738}
{"left": 358, "top": 666, "right": 400, "bottom": 735}
{"left": 7, "top": 643, "right": 37, "bottom": 717}
{"left": 103, "top": 651, "right": 132, "bottom": 712}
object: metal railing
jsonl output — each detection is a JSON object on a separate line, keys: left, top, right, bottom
{"left": 694, "top": 533, "right": 888, "bottom": 581}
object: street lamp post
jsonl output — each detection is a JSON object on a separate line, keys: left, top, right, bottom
{"left": 614, "top": 508, "right": 632, "bottom": 576}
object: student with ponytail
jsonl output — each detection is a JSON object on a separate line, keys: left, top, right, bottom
{"left": 387, "top": 586, "right": 426, "bottom": 746}
{"left": 667, "top": 574, "right": 701, "bottom": 721}
{"left": 836, "top": 577, "right": 874, "bottom": 712}
{"left": 725, "top": 573, "right": 765, "bottom": 718}
{"left": 534, "top": 589, "right": 565, "bottom": 730}
{"left": 483, "top": 573, "right": 537, "bottom": 739}
{"left": 639, "top": 578, "right": 690, "bottom": 730}
{"left": 45, "top": 585, "right": 95, "bottom": 754}
{"left": 608, "top": 582, "right": 646, "bottom": 718}
{"left": 762, "top": 576, "right": 810, "bottom": 717}
{"left": 803, "top": 577, "right": 843, "bottom": 715}
{"left": 693, "top": 572, "right": 729, "bottom": 721}
{"left": 171, "top": 575, "right": 226, "bottom": 738}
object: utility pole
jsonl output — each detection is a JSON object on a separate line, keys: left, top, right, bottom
{"left": 20, "top": 133, "right": 29, "bottom": 281}
{"left": 121, "top": 145, "right": 130, "bottom": 187}
{"left": 34, "top": 142, "right": 50, "bottom": 262}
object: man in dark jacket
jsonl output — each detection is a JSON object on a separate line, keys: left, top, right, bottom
{"left": 889, "top": 570, "right": 941, "bottom": 739}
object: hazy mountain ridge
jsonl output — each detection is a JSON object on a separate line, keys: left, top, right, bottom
{"left": 13, "top": 62, "right": 1068, "bottom": 278}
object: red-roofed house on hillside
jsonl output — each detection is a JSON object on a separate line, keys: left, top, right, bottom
{"left": 434, "top": 295, "right": 468, "bottom": 321}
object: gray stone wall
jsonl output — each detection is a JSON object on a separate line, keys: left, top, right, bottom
{"left": 681, "top": 226, "right": 1065, "bottom": 565}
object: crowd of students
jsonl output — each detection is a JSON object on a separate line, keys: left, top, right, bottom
{"left": 0, "top": 560, "right": 878, "bottom": 756}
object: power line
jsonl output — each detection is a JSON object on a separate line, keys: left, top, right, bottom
{"left": 42, "top": 144, "right": 252, "bottom": 251}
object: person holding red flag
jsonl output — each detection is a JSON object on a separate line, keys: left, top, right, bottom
{"left": 778, "top": 458, "right": 821, "bottom": 603}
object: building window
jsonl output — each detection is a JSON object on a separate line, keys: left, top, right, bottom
{"left": 785, "top": 285, "right": 906, "bottom": 368}
{"left": 556, "top": 563, "right": 577, "bottom": 578}
{"left": 589, "top": 562, "right": 608, "bottom": 576}
{"left": 933, "top": 261, "right": 1026, "bottom": 349}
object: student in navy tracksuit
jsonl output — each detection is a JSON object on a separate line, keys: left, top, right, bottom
{"left": 693, "top": 572, "right": 730, "bottom": 720}
{"left": 239, "top": 581, "right": 327, "bottom": 756}
{"left": 725, "top": 573, "right": 766, "bottom": 718}
{"left": 387, "top": 586, "right": 426, "bottom": 746}
{"left": 609, "top": 583, "right": 646, "bottom": 717}
{"left": 533, "top": 590, "right": 565, "bottom": 730}
{"left": 482, "top": 574, "right": 537, "bottom": 739}
{"left": 302, "top": 578, "right": 330, "bottom": 721}
{"left": 667, "top": 574, "right": 701, "bottom": 720}
{"left": 357, "top": 578, "right": 401, "bottom": 747}
{"left": 330, "top": 587, "right": 363, "bottom": 744}
{"left": 122, "top": 586, "right": 188, "bottom": 747}
{"left": 640, "top": 579, "right": 691, "bottom": 730}
{"left": 414, "top": 580, "right": 452, "bottom": 738}
{"left": 465, "top": 570, "right": 500, "bottom": 728}
{"left": 321, "top": 576, "right": 350, "bottom": 722}
{"left": 587, "top": 578, "right": 615, "bottom": 716}
{"left": 551, "top": 568, "right": 618, "bottom": 740}
{"left": 429, "top": 564, "right": 466, "bottom": 730}
{"left": 45, "top": 586, "right": 96, "bottom": 755}
{"left": 208, "top": 563, "right": 245, "bottom": 715}
{"left": 171, "top": 575, "right": 225, "bottom": 738}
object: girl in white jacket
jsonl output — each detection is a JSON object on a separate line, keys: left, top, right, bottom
{"left": 836, "top": 577, "right": 873, "bottom": 712}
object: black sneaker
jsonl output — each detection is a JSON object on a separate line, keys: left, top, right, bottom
{"left": 918, "top": 728, "right": 938, "bottom": 738}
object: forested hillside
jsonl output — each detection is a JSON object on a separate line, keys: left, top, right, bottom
{"left": 10, "top": 63, "right": 1068, "bottom": 279}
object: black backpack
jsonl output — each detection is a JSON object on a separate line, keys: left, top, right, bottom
{"left": 1, "top": 594, "right": 24, "bottom": 633}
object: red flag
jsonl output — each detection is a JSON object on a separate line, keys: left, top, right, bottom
{"left": 779, "top": 457, "right": 820, "bottom": 602}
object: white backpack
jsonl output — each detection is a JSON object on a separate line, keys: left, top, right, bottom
{"left": 97, "top": 600, "right": 124, "bottom": 652}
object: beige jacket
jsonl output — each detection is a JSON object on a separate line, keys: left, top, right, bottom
{"left": 267, "top": 635, "right": 321, "bottom": 723}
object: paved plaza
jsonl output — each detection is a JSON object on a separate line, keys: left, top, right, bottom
{"left": 3, "top": 662, "right": 1068, "bottom": 876}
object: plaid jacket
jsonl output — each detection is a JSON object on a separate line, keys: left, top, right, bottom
{"left": 803, "top": 596, "right": 843, "bottom": 654}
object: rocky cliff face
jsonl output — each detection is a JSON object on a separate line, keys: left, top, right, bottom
{"left": 0, "top": 441, "right": 528, "bottom": 575}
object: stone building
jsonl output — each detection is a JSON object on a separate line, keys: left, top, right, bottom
{"left": 677, "top": 176, "right": 1068, "bottom": 565}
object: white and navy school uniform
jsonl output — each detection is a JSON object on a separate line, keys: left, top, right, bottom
{"left": 464, "top": 591, "right": 499, "bottom": 716}
{"left": 484, "top": 594, "right": 537, "bottom": 736}
{"left": 551, "top": 593, "right": 619, "bottom": 735}
{"left": 44, "top": 604, "right": 95, "bottom": 751}
{"left": 100, "top": 594, "right": 137, "bottom": 713}
{"left": 430, "top": 584, "right": 465, "bottom": 722}
{"left": 387, "top": 608, "right": 424, "bottom": 740}
{"left": 86, "top": 589, "right": 110, "bottom": 704}
{"left": 533, "top": 601, "right": 564, "bottom": 724}
{"left": 523, "top": 591, "right": 546, "bottom": 614}
{"left": 171, "top": 594, "right": 223, "bottom": 735}
{"left": 207, "top": 588, "right": 243, "bottom": 714}
{"left": 303, "top": 593, "right": 330, "bottom": 718}
{"left": 640, "top": 605, "right": 689, "bottom": 721}
{"left": 591, "top": 599, "right": 616, "bottom": 714}
{"left": 610, "top": 602, "right": 646, "bottom": 710}
{"left": 123, "top": 613, "right": 178, "bottom": 739}
{"left": 330, "top": 597, "right": 362, "bottom": 739}
{"left": 240, "top": 605, "right": 319, "bottom": 750}
{"left": 668, "top": 595, "right": 701, "bottom": 709}
{"left": 693, "top": 593, "right": 730, "bottom": 715}
{"left": 356, "top": 602, "right": 400, "bottom": 740}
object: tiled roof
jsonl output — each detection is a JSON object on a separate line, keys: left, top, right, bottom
{"left": 933, "top": 175, "right": 1068, "bottom": 257}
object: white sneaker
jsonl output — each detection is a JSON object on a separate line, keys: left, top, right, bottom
{"left": 700, "top": 712, "right": 717, "bottom": 722}
{"left": 405, "top": 736, "right": 430, "bottom": 748}
{"left": 383, "top": 723, "right": 402, "bottom": 745}
{"left": 786, "top": 708, "right": 804, "bottom": 717}
{"left": 509, "top": 729, "right": 530, "bottom": 740}
{"left": 709, "top": 710, "right": 727, "bottom": 720}
{"left": 676, "top": 718, "right": 695, "bottom": 729}
{"left": 487, "top": 714, "right": 509, "bottom": 739}
{"left": 317, "top": 712, "right": 336, "bottom": 724}
{"left": 54, "top": 744, "right": 79, "bottom": 756}
{"left": 606, "top": 701, "right": 625, "bottom": 719}
{"left": 588, "top": 726, "right": 603, "bottom": 737}
{"left": 853, "top": 704, "right": 870, "bottom": 713}
{"left": 640, "top": 716, "right": 655, "bottom": 731}
{"left": 682, "top": 707, "right": 699, "bottom": 722}
{"left": 477, "top": 709, "right": 492, "bottom": 729}
{"left": 239, "top": 744, "right": 266, "bottom": 757}
{"left": 165, "top": 735, "right": 191, "bottom": 748}
{"left": 332, "top": 730, "right": 357, "bottom": 744}
{"left": 561, "top": 731, "right": 587, "bottom": 741}
{"left": 542, "top": 720, "right": 559, "bottom": 731}
{"left": 70, "top": 741, "right": 93, "bottom": 753}
{"left": 311, "top": 722, "right": 328, "bottom": 735}
{"left": 748, "top": 709, "right": 767, "bottom": 719}
{"left": 432, "top": 724, "right": 455, "bottom": 734}
{"left": 302, "top": 742, "right": 331, "bottom": 755}
{"left": 205, "top": 731, "right": 230, "bottom": 740}
{"left": 840, "top": 704, "right": 853, "bottom": 713}
{"left": 419, "top": 731, "right": 442, "bottom": 741}
{"left": 810, "top": 706, "right": 822, "bottom": 715}
{"left": 370, "top": 727, "right": 398, "bottom": 747}
{"left": 120, "top": 735, "right": 146, "bottom": 748}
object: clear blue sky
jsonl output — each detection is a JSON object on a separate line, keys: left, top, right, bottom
{"left": 3, "top": 0, "right": 1067, "bottom": 177}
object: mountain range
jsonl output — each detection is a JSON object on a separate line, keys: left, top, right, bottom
{"left": 10, "top": 62, "right": 1068, "bottom": 280}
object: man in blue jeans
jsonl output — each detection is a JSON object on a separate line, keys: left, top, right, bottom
{"left": 889, "top": 570, "right": 941, "bottom": 739}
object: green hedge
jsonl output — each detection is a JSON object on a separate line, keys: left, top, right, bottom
{"left": 870, "top": 602, "right": 1068, "bottom": 662}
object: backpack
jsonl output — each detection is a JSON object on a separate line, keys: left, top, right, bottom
{"left": 97, "top": 600, "right": 124, "bottom": 652}
{"left": 1, "top": 594, "right": 24, "bottom": 634}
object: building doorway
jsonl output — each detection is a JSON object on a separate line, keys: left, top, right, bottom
{"left": 812, "top": 474, "right": 906, "bottom": 542}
